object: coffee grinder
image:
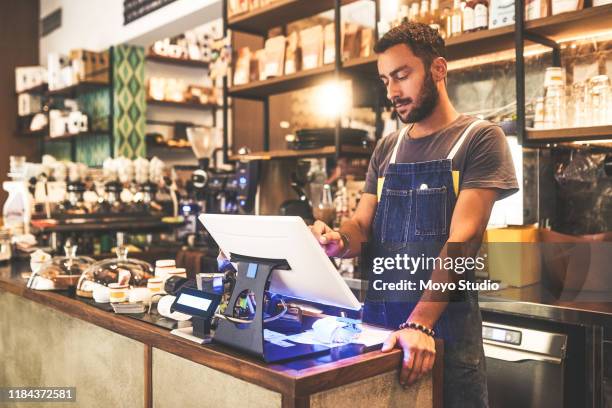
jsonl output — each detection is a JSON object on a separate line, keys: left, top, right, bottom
{"left": 180, "top": 127, "right": 221, "bottom": 240}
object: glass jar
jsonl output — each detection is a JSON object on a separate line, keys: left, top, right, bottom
{"left": 544, "top": 84, "right": 566, "bottom": 129}
{"left": 569, "top": 81, "right": 587, "bottom": 127}
{"left": 76, "top": 246, "right": 154, "bottom": 298}
{"left": 0, "top": 228, "right": 13, "bottom": 262}
{"left": 533, "top": 97, "right": 545, "bottom": 129}
{"left": 544, "top": 67, "right": 566, "bottom": 88}
{"left": 27, "top": 243, "right": 95, "bottom": 291}
{"left": 588, "top": 75, "right": 610, "bottom": 126}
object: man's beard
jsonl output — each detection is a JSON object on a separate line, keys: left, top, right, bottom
{"left": 394, "top": 71, "right": 439, "bottom": 124}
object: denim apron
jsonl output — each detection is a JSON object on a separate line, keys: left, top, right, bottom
{"left": 365, "top": 120, "right": 489, "bottom": 408}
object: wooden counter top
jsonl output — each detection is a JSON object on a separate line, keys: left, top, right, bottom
{"left": 0, "top": 262, "right": 443, "bottom": 406}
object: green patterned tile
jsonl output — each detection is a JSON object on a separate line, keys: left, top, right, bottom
{"left": 112, "top": 44, "right": 146, "bottom": 159}
{"left": 75, "top": 133, "right": 111, "bottom": 166}
{"left": 78, "top": 88, "right": 111, "bottom": 132}
{"left": 44, "top": 141, "right": 71, "bottom": 162}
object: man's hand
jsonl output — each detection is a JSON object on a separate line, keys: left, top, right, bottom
{"left": 381, "top": 329, "right": 436, "bottom": 387}
{"left": 309, "top": 220, "right": 344, "bottom": 257}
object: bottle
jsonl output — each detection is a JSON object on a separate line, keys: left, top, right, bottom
{"left": 2, "top": 156, "right": 32, "bottom": 236}
{"left": 442, "top": 7, "right": 452, "bottom": 39}
{"left": 451, "top": 0, "right": 463, "bottom": 37}
{"left": 420, "top": 0, "right": 431, "bottom": 24}
{"left": 473, "top": 0, "right": 489, "bottom": 30}
{"left": 314, "top": 184, "right": 336, "bottom": 227}
{"left": 410, "top": 2, "right": 420, "bottom": 22}
{"left": 430, "top": 0, "right": 441, "bottom": 25}
{"left": 428, "top": 0, "right": 442, "bottom": 36}
{"left": 399, "top": 5, "right": 410, "bottom": 25}
{"left": 463, "top": 0, "right": 475, "bottom": 32}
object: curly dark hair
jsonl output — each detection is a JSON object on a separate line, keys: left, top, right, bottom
{"left": 374, "top": 22, "right": 446, "bottom": 69}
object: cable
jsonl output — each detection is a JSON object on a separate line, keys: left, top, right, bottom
{"left": 214, "top": 297, "right": 288, "bottom": 324}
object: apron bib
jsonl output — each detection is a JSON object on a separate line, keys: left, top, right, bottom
{"left": 364, "top": 118, "right": 490, "bottom": 408}
{"left": 364, "top": 119, "right": 484, "bottom": 339}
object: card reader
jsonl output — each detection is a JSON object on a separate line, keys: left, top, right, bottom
{"left": 170, "top": 288, "right": 222, "bottom": 344}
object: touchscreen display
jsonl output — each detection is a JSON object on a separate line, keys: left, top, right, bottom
{"left": 177, "top": 293, "right": 212, "bottom": 311}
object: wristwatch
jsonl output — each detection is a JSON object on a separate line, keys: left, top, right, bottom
{"left": 339, "top": 233, "right": 350, "bottom": 258}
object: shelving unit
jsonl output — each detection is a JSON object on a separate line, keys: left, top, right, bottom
{"left": 144, "top": 35, "right": 219, "bottom": 162}
{"left": 517, "top": 4, "right": 612, "bottom": 144}
{"left": 224, "top": 0, "right": 352, "bottom": 161}
{"left": 223, "top": 0, "right": 612, "bottom": 160}
{"left": 12, "top": 49, "right": 115, "bottom": 163}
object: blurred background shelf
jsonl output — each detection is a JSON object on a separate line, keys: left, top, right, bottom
{"left": 44, "top": 131, "right": 106, "bottom": 142}
{"left": 16, "top": 83, "right": 48, "bottom": 95}
{"left": 228, "top": 144, "right": 373, "bottom": 161}
{"left": 228, "top": 65, "right": 336, "bottom": 99}
{"left": 146, "top": 54, "right": 210, "bottom": 68}
{"left": 47, "top": 80, "right": 109, "bottom": 98}
{"left": 146, "top": 99, "right": 218, "bottom": 110}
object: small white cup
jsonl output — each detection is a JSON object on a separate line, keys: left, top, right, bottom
{"left": 108, "top": 283, "right": 128, "bottom": 303}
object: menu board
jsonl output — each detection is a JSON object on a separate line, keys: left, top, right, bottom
{"left": 123, "top": 0, "right": 177, "bottom": 25}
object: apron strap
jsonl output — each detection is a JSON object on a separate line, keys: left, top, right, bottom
{"left": 390, "top": 118, "right": 485, "bottom": 165}
{"left": 446, "top": 119, "right": 484, "bottom": 161}
{"left": 389, "top": 125, "right": 411, "bottom": 165}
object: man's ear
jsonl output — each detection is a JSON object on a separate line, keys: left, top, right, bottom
{"left": 430, "top": 57, "right": 447, "bottom": 82}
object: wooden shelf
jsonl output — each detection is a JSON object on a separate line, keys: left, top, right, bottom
{"left": 228, "top": 0, "right": 358, "bottom": 35}
{"left": 228, "top": 144, "right": 373, "bottom": 161}
{"left": 525, "top": 4, "right": 612, "bottom": 42}
{"left": 229, "top": 64, "right": 335, "bottom": 98}
{"left": 526, "top": 125, "right": 612, "bottom": 142}
{"left": 146, "top": 139, "right": 193, "bottom": 149}
{"left": 146, "top": 99, "right": 217, "bottom": 110}
{"left": 342, "top": 26, "right": 517, "bottom": 76}
{"left": 146, "top": 54, "right": 209, "bottom": 68}
{"left": 44, "top": 131, "right": 105, "bottom": 142}
{"left": 20, "top": 127, "right": 48, "bottom": 137}
{"left": 47, "top": 81, "right": 109, "bottom": 97}
{"left": 31, "top": 217, "right": 177, "bottom": 233}
{"left": 445, "top": 26, "right": 517, "bottom": 60}
{"left": 16, "top": 83, "right": 48, "bottom": 95}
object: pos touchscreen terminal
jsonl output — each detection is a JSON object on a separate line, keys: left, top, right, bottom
{"left": 199, "top": 214, "right": 361, "bottom": 362}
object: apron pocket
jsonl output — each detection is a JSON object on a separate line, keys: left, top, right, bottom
{"left": 415, "top": 186, "right": 447, "bottom": 236}
{"left": 379, "top": 188, "right": 412, "bottom": 243}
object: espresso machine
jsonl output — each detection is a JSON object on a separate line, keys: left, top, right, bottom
{"left": 235, "top": 160, "right": 259, "bottom": 214}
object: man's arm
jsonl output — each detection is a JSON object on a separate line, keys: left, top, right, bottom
{"left": 382, "top": 188, "right": 498, "bottom": 386}
{"left": 310, "top": 193, "right": 377, "bottom": 257}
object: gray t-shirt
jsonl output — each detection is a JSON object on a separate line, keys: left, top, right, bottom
{"left": 364, "top": 115, "right": 519, "bottom": 199}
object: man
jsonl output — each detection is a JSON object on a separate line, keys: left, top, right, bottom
{"left": 310, "top": 23, "right": 518, "bottom": 407}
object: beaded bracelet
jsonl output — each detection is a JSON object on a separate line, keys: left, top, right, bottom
{"left": 398, "top": 321, "right": 435, "bottom": 337}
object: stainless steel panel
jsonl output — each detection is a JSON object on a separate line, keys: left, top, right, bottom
{"left": 482, "top": 322, "right": 567, "bottom": 358}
